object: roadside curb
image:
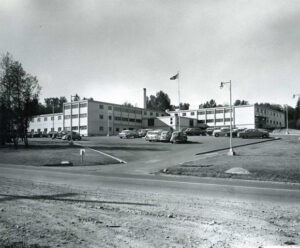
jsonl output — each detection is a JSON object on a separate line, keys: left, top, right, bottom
{"left": 195, "top": 137, "right": 281, "bottom": 156}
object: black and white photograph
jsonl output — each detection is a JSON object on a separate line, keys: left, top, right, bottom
{"left": 0, "top": 0, "right": 300, "bottom": 247}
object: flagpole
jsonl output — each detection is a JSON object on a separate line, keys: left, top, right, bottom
{"left": 177, "top": 71, "right": 181, "bottom": 131}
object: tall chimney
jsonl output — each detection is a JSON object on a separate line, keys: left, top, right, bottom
{"left": 143, "top": 88, "right": 147, "bottom": 109}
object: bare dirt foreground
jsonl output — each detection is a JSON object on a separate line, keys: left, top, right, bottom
{"left": 0, "top": 176, "right": 299, "bottom": 248}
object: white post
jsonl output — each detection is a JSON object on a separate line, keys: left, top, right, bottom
{"left": 177, "top": 72, "right": 181, "bottom": 131}
{"left": 286, "top": 105, "right": 289, "bottom": 135}
{"left": 70, "top": 95, "right": 73, "bottom": 145}
{"left": 52, "top": 103, "right": 55, "bottom": 132}
{"left": 107, "top": 115, "right": 110, "bottom": 136}
{"left": 220, "top": 80, "right": 235, "bottom": 156}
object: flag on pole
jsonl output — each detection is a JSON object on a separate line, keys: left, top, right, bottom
{"left": 170, "top": 73, "right": 179, "bottom": 80}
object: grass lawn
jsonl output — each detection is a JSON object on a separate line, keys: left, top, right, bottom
{"left": 163, "top": 136, "right": 300, "bottom": 183}
{"left": 0, "top": 139, "right": 118, "bottom": 166}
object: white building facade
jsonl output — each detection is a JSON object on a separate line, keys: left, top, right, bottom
{"left": 166, "top": 104, "right": 285, "bottom": 130}
{"left": 29, "top": 99, "right": 167, "bottom": 136}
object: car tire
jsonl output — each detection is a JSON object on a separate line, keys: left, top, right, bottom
{"left": 262, "top": 134, "right": 267, "bottom": 139}
{"left": 215, "top": 133, "right": 219, "bottom": 137}
{"left": 67, "top": 136, "right": 71, "bottom": 141}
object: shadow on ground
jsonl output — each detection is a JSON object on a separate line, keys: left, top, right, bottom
{"left": 0, "top": 193, "right": 155, "bottom": 206}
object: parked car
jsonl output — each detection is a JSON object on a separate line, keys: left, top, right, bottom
{"left": 137, "top": 129, "right": 152, "bottom": 138}
{"left": 145, "top": 130, "right": 162, "bottom": 142}
{"left": 47, "top": 131, "right": 58, "bottom": 138}
{"left": 238, "top": 129, "right": 269, "bottom": 139}
{"left": 213, "top": 127, "right": 230, "bottom": 137}
{"left": 159, "top": 131, "right": 172, "bottom": 142}
{"left": 206, "top": 127, "right": 218, "bottom": 136}
{"left": 57, "top": 131, "right": 67, "bottom": 139}
{"left": 170, "top": 131, "right": 188, "bottom": 144}
{"left": 119, "top": 130, "right": 139, "bottom": 139}
{"left": 184, "top": 128, "right": 206, "bottom": 136}
{"left": 62, "top": 131, "right": 82, "bottom": 141}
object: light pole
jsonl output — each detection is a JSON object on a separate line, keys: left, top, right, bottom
{"left": 69, "top": 95, "right": 77, "bottom": 145}
{"left": 285, "top": 105, "right": 289, "bottom": 135}
{"left": 220, "top": 80, "right": 235, "bottom": 156}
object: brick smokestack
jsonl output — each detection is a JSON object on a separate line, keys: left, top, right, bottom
{"left": 143, "top": 88, "right": 147, "bottom": 109}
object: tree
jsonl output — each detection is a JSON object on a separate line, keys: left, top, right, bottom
{"left": 146, "top": 91, "right": 172, "bottom": 111}
{"left": 0, "top": 53, "right": 41, "bottom": 146}
{"left": 199, "top": 99, "right": 217, "bottom": 109}
{"left": 179, "top": 102, "right": 190, "bottom": 110}
{"left": 122, "top": 101, "right": 134, "bottom": 107}
{"left": 295, "top": 97, "right": 300, "bottom": 129}
{"left": 234, "top": 99, "right": 249, "bottom": 106}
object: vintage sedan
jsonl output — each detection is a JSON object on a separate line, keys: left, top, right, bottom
{"left": 238, "top": 129, "right": 269, "bottom": 138}
{"left": 119, "top": 130, "right": 138, "bottom": 139}
{"left": 159, "top": 131, "right": 172, "bottom": 142}
{"left": 170, "top": 131, "right": 188, "bottom": 144}
{"left": 145, "top": 130, "right": 162, "bottom": 142}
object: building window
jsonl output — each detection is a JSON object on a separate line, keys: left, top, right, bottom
{"left": 71, "top": 103, "right": 78, "bottom": 108}
{"left": 65, "top": 115, "right": 70, "bottom": 119}
{"left": 216, "top": 119, "right": 223, "bottom": 122}
{"left": 58, "top": 116, "right": 62, "bottom": 120}
{"left": 216, "top": 110, "right": 223, "bottom": 114}
{"left": 80, "top": 113, "right": 87, "bottom": 118}
{"left": 225, "top": 118, "right": 232, "bottom": 122}
{"left": 182, "top": 113, "right": 186, "bottom": 117}
{"left": 64, "top": 105, "right": 71, "bottom": 110}
{"left": 44, "top": 117, "right": 47, "bottom": 121}
{"left": 80, "top": 126, "right": 87, "bottom": 130}
{"left": 136, "top": 119, "right": 142, "bottom": 123}
{"left": 156, "top": 113, "right": 159, "bottom": 117}
{"left": 50, "top": 116, "right": 53, "bottom": 120}
{"left": 31, "top": 129, "right": 34, "bottom": 132}
{"left": 99, "top": 115, "right": 103, "bottom": 119}
{"left": 109, "top": 127, "right": 112, "bottom": 131}
{"left": 99, "top": 126, "right": 104, "bottom": 131}
{"left": 80, "top": 103, "right": 87, "bottom": 108}
{"left": 116, "top": 128, "right": 120, "bottom": 132}
{"left": 206, "top": 110, "right": 214, "bottom": 114}
{"left": 129, "top": 118, "right": 135, "bottom": 122}
{"left": 108, "top": 106, "right": 112, "bottom": 110}
{"left": 72, "top": 114, "right": 78, "bottom": 119}
{"left": 161, "top": 114, "right": 165, "bottom": 116}
{"left": 72, "top": 126, "right": 78, "bottom": 130}
{"left": 51, "top": 128, "right": 54, "bottom": 132}
{"left": 191, "top": 112, "right": 195, "bottom": 116}
{"left": 198, "top": 120, "right": 205, "bottom": 123}
{"left": 122, "top": 117, "right": 128, "bottom": 121}
{"left": 44, "top": 128, "right": 47, "bottom": 132}
{"left": 99, "top": 104, "right": 104, "bottom": 109}
{"left": 150, "top": 112, "right": 153, "bottom": 116}
{"left": 206, "top": 119, "right": 214, "bottom": 123}
{"left": 198, "top": 111, "right": 205, "bottom": 115}
{"left": 109, "top": 116, "right": 112, "bottom": 120}
{"left": 144, "top": 111, "right": 147, "bottom": 115}
{"left": 225, "top": 109, "right": 232, "bottom": 113}
{"left": 58, "top": 127, "right": 62, "bottom": 131}
{"left": 37, "top": 117, "right": 41, "bottom": 122}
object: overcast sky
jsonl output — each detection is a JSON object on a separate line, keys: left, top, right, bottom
{"left": 1, "top": 0, "right": 300, "bottom": 109}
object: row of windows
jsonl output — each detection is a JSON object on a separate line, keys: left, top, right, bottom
{"left": 31, "top": 127, "right": 62, "bottom": 133}
{"left": 114, "top": 116, "right": 142, "bottom": 123}
{"left": 64, "top": 103, "right": 87, "bottom": 109}
{"left": 35, "top": 116, "right": 62, "bottom": 122}
{"left": 65, "top": 114, "right": 87, "bottom": 119}
{"left": 114, "top": 106, "right": 143, "bottom": 115}
{"left": 256, "top": 108, "right": 283, "bottom": 117}
{"left": 180, "top": 109, "right": 232, "bottom": 116}
{"left": 198, "top": 118, "right": 232, "bottom": 123}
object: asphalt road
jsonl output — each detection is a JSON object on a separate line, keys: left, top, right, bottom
{"left": 75, "top": 135, "right": 281, "bottom": 174}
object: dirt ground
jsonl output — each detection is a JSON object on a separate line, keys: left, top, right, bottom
{"left": 0, "top": 176, "right": 299, "bottom": 248}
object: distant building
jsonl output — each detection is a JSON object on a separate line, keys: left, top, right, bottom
{"left": 166, "top": 104, "right": 285, "bottom": 130}
{"left": 29, "top": 113, "right": 63, "bottom": 134}
{"left": 28, "top": 99, "right": 167, "bottom": 136}
{"left": 28, "top": 88, "right": 285, "bottom": 135}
